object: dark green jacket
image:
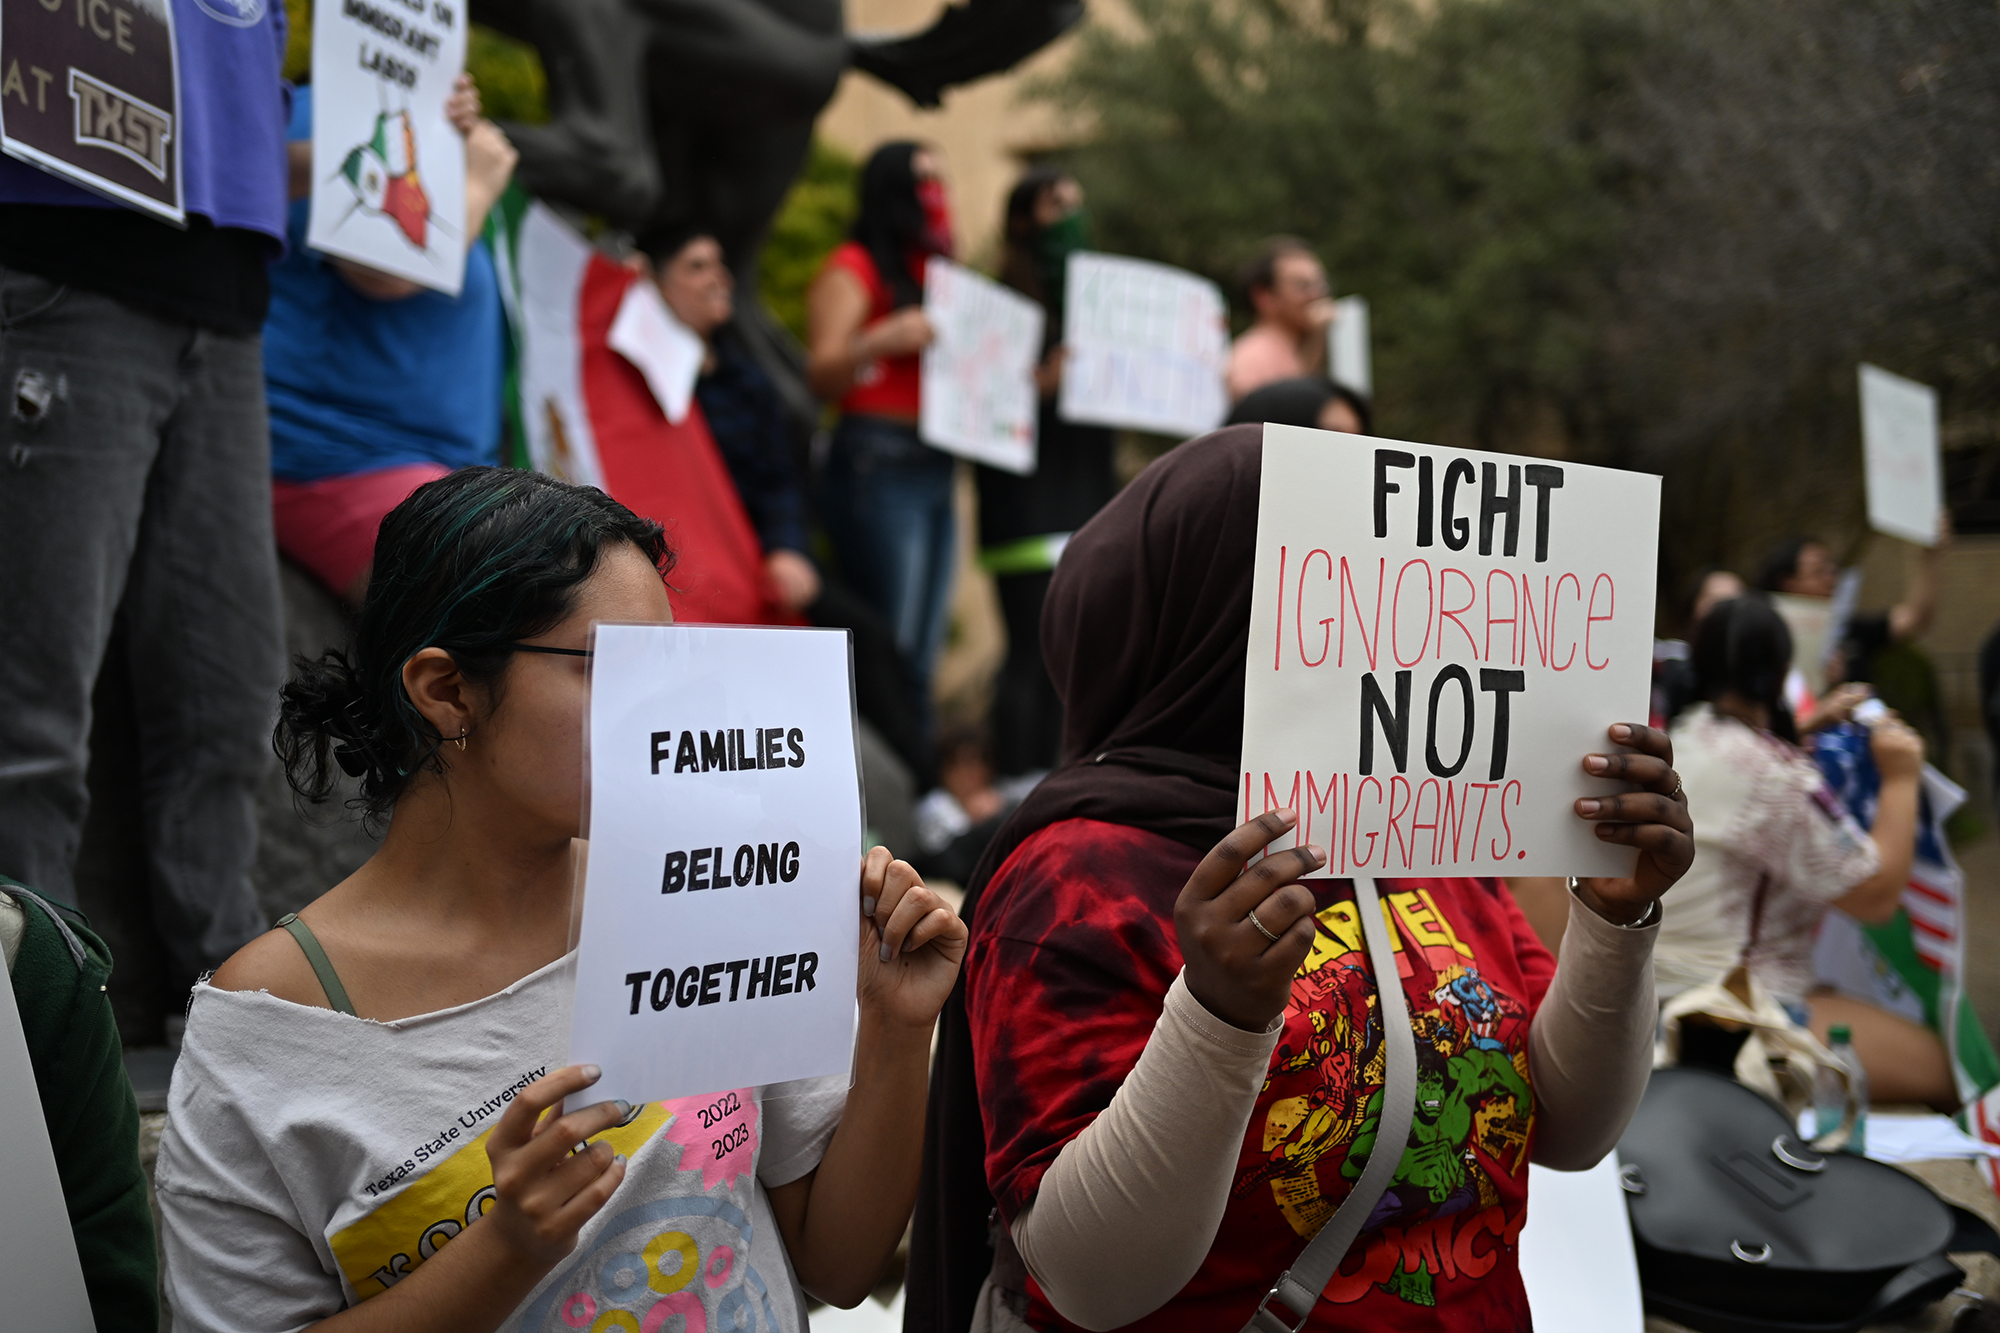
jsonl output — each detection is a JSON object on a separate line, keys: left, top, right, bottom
{"left": 5, "top": 880, "right": 159, "bottom": 1332}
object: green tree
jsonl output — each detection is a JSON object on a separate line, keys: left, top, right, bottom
{"left": 282, "top": 0, "right": 548, "bottom": 124}
{"left": 758, "top": 139, "right": 860, "bottom": 343}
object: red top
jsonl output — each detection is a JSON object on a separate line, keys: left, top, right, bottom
{"left": 823, "top": 240, "right": 923, "bottom": 420}
{"left": 967, "top": 818, "right": 1556, "bottom": 1332}
{"left": 577, "top": 254, "right": 801, "bottom": 628}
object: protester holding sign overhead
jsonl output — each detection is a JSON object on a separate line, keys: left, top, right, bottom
{"left": 909, "top": 424, "right": 1692, "bottom": 1332}
{"left": 807, "top": 141, "right": 958, "bottom": 699}
{"left": 0, "top": 0, "right": 288, "bottom": 1007}
{"left": 155, "top": 468, "right": 967, "bottom": 1332}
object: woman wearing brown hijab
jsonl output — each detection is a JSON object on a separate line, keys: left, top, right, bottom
{"left": 906, "top": 424, "right": 1692, "bottom": 1332}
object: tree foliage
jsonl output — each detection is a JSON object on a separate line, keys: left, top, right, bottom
{"left": 1044, "top": 0, "right": 2000, "bottom": 596}
{"left": 758, "top": 139, "right": 861, "bottom": 344}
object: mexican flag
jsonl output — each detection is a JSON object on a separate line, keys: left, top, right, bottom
{"left": 486, "top": 189, "right": 794, "bottom": 628}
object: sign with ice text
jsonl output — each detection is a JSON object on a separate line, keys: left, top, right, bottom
{"left": 1859, "top": 363, "right": 1941, "bottom": 547}
{"left": 0, "top": 0, "right": 183, "bottom": 222}
{"left": 568, "top": 624, "right": 863, "bottom": 1108}
{"left": 1241, "top": 424, "right": 1660, "bottom": 878}
{"left": 920, "top": 256, "right": 1043, "bottom": 474}
{"left": 1060, "top": 251, "right": 1228, "bottom": 439}
{"left": 307, "top": 0, "right": 468, "bottom": 294}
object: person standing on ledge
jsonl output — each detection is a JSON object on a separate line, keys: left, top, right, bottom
{"left": 1226, "top": 236, "right": 1339, "bottom": 402}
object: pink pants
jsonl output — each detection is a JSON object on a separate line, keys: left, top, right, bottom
{"left": 271, "top": 463, "right": 450, "bottom": 598}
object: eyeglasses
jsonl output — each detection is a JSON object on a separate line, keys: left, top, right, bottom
{"left": 508, "top": 643, "right": 593, "bottom": 659}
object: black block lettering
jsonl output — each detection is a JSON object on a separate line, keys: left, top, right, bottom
{"left": 675, "top": 965, "right": 701, "bottom": 1008}
{"left": 787, "top": 727, "right": 805, "bottom": 766}
{"left": 1441, "top": 458, "right": 1474, "bottom": 551}
{"left": 1524, "top": 464, "right": 1565, "bottom": 563}
{"left": 662, "top": 850, "right": 687, "bottom": 893}
{"left": 764, "top": 727, "right": 784, "bottom": 768}
{"left": 674, "top": 731, "right": 698, "bottom": 772}
{"left": 701, "top": 730, "right": 727, "bottom": 772}
{"left": 1417, "top": 456, "right": 1434, "bottom": 547}
{"left": 796, "top": 952, "right": 818, "bottom": 992}
{"left": 1374, "top": 449, "right": 1415, "bottom": 539}
{"left": 650, "top": 731, "right": 672, "bottom": 775}
{"left": 650, "top": 969, "right": 674, "bottom": 1011}
{"left": 688, "top": 847, "right": 710, "bottom": 890}
{"left": 625, "top": 970, "right": 650, "bottom": 1015}
{"left": 698, "top": 962, "right": 723, "bottom": 1005}
{"left": 1479, "top": 462, "right": 1521, "bottom": 557}
{"left": 779, "top": 841, "right": 801, "bottom": 882}
{"left": 1426, "top": 665, "right": 1476, "bottom": 778}
{"left": 773, "top": 953, "right": 797, "bottom": 995}
{"left": 1479, "top": 669, "right": 1527, "bottom": 779}
{"left": 747, "top": 955, "right": 773, "bottom": 999}
{"left": 732, "top": 844, "right": 755, "bottom": 886}
{"left": 1359, "top": 670, "right": 1412, "bottom": 775}
{"left": 725, "top": 958, "right": 750, "bottom": 1000}
{"left": 756, "top": 842, "right": 779, "bottom": 885}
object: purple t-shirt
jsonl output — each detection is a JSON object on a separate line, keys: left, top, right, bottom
{"left": 0, "top": 0, "right": 288, "bottom": 242}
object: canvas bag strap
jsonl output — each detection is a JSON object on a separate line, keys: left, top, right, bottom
{"left": 1243, "top": 876, "right": 1417, "bottom": 1333}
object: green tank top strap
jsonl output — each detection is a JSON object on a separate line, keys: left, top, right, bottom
{"left": 274, "top": 913, "right": 357, "bottom": 1017}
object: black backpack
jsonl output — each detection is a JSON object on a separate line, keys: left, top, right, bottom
{"left": 1615, "top": 1066, "right": 1998, "bottom": 1333}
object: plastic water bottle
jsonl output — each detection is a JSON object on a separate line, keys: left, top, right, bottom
{"left": 1813, "top": 1024, "right": 1868, "bottom": 1155}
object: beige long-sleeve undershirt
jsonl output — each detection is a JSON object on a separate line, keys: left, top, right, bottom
{"left": 1008, "top": 889, "right": 1658, "bottom": 1331}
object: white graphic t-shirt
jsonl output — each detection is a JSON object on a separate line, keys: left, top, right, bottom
{"left": 156, "top": 953, "right": 846, "bottom": 1333}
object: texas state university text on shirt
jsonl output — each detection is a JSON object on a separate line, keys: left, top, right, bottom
{"left": 568, "top": 625, "right": 864, "bottom": 1107}
{"left": 1241, "top": 425, "right": 1660, "bottom": 879}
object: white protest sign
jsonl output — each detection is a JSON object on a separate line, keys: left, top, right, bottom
{"left": 1519, "top": 1156, "right": 1644, "bottom": 1332}
{"left": 0, "top": 952, "right": 95, "bottom": 1332}
{"left": 1060, "top": 251, "right": 1228, "bottom": 438}
{"left": 1241, "top": 424, "right": 1659, "bottom": 878}
{"left": 307, "top": 0, "right": 469, "bottom": 295}
{"left": 1859, "top": 363, "right": 1942, "bottom": 547}
{"left": 1330, "top": 295, "right": 1372, "bottom": 396}
{"left": 608, "top": 278, "right": 704, "bottom": 425}
{"left": 919, "top": 257, "right": 1044, "bottom": 474}
{"left": 569, "top": 624, "right": 863, "bottom": 1107}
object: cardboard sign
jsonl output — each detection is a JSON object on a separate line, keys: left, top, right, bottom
{"left": 1859, "top": 363, "right": 1941, "bottom": 547}
{"left": 568, "top": 624, "right": 864, "bottom": 1107}
{"left": 0, "top": 0, "right": 182, "bottom": 222}
{"left": 920, "top": 256, "right": 1044, "bottom": 474}
{"left": 1330, "top": 295, "right": 1371, "bottom": 396}
{"left": 607, "top": 277, "right": 703, "bottom": 425}
{"left": 307, "top": 0, "right": 468, "bottom": 294}
{"left": 0, "top": 953, "right": 95, "bottom": 1331}
{"left": 1059, "top": 251, "right": 1228, "bottom": 438}
{"left": 1241, "top": 425, "right": 1660, "bottom": 878}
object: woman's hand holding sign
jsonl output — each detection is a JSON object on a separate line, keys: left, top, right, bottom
{"left": 858, "top": 845, "right": 967, "bottom": 1030}
{"left": 1175, "top": 810, "right": 1324, "bottom": 1032}
{"left": 1571, "top": 722, "right": 1693, "bottom": 924}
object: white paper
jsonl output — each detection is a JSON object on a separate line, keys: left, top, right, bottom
{"left": 0, "top": 957, "right": 95, "bottom": 1331}
{"left": 1059, "top": 251, "right": 1229, "bottom": 438}
{"left": 1796, "top": 1110, "right": 2000, "bottom": 1164}
{"left": 1241, "top": 425, "right": 1660, "bottom": 877}
{"left": 1859, "top": 363, "right": 1942, "bottom": 546}
{"left": 919, "top": 257, "right": 1044, "bottom": 474}
{"left": 1330, "top": 295, "right": 1372, "bottom": 396}
{"left": 1518, "top": 1157, "right": 1644, "bottom": 1333}
{"left": 568, "top": 624, "right": 864, "bottom": 1107}
{"left": 307, "top": 0, "right": 470, "bottom": 295}
{"left": 608, "top": 279, "right": 705, "bottom": 424}
{"left": 508, "top": 203, "right": 607, "bottom": 489}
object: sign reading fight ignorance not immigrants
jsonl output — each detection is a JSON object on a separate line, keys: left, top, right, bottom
{"left": 1241, "top": 424, "right": 1660, "bottom": 879}
{"left": 0, "top": 0, "right": 182, "bottom": 222}
{"left": 567, "top": 624, "right": 864, "bottom": 1108}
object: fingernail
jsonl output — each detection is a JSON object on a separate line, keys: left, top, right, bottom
{"left": 1585, "top": 755, "right": 1609, "bottom": 774}
{"left": 862, "top": 896, "right": 877, "bottom": 918}
{"left": 1577, "top": 799, "right": 1602, "bottom": 815}
{"left": 613, "top": 1100, "right": 632, "bottom": 1116}
{"left": 1308, "top": 844, "right": 1326, "bottom": 864}
{"left": 613, "top": 1153, "right": 627, "bottom": 1167}
{"left": 581, "top": 1064, "right": 602, "bottom": 1083}
{"left": 879, "top": 939, "right": 893, "bottom": 963}
{"left": 1611, "top": 724, "right": 1632, "bottom": 741}
{"left": 1281, "top": 808, "right": 1299, "bottom": 826}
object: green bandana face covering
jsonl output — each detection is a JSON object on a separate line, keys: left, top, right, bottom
{"left": 1038, "top": 207, "right": 1091, "bottom": 325}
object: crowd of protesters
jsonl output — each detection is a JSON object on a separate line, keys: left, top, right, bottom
{"left": 0, "top": 25, "right": 1988, "bottom": 1333}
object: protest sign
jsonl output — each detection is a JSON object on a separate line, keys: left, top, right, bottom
{"left": 607, "top": 277, "right": 703, "bottom": 425}
{"left": 568, "top": 623, "right": 864, "bottom": 1107}
{"left": 307, "top": 0, "right": 468, "bottom": 294}
{"left": 1859, "top": 363, "right": 1941, "bottom": 547}
{"left": 0, "top": 954, "right": 94, "bottom": 1332}
{"left": 1330, "top": 295, "right": 1371, "bottom": 396}
{"left": 0, "top": 0, "right": 182, "bottom": 222}
{"left": 1241, "top": 424, "right": 1660, "bottom": 878}
{"left": 920, "top": 256, "right": 1043, "bottom": 474}
{"left": 1059, "top": 251, "right": 1228, "bottom": 438}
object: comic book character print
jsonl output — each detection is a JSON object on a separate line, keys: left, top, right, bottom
{"left": 1248, "top": 886, "right": 1536, "bottom": 1310}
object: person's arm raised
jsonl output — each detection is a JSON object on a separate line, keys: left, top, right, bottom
{"left": 1834, "top": 716, "right": 1923, "bottom": 924}
{"left": 766, "top": 847, "right": 966, "bottom": 1307}
{"left": 302, "top": 1065, "right": 628, "bottom": 1332}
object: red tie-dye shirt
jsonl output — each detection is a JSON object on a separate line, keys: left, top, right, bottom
{"left": 967, "top": 818, "right": 1557, "bottom": 1331}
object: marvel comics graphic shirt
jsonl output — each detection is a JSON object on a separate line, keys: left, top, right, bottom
{"left": 157, "top": 953, "right": 846, "bottom": 1332}
{"left": 968, "top": 819, "right": 1557, "bottom": 1331}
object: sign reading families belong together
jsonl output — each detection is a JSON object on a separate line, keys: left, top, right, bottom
{"left": 567, "top": 624, "right": 863, "bottom": 1107}
{"left": 1241, "top": 424, "right": 1660, "bottom": 879}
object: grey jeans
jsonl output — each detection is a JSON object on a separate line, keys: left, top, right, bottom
{"left": 0, "top": 267, "right": 282, "bottom": 981}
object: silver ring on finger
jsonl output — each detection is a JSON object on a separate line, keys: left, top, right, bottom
{"left": 1670, "top": 776, "right": 1684, "bottom": 799}
{"left": 1247, "top": 907, "right": 1283, "bottom": 944}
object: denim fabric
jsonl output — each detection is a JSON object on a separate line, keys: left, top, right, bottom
{"left": 818, "top": 415, "right": 956, "bottom": 691}
{"left": 0, "top": 267, "right": 282, "bottom": 981}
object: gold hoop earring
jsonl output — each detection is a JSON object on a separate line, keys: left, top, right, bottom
{"left": 454, "top": 727, "right": 468, "bottom": 752}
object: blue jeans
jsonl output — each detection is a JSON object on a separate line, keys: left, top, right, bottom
{"left": 819, "top": 416, "right": 956, "bottom": 691}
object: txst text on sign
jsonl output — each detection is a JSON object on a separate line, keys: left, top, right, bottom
{"left": 1240, "top": 425, "right": 1659, "bottom": 879}
{"left": 567, "top": 625, "right": 863, "bottom": 1108}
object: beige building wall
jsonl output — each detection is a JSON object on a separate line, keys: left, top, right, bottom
{"left": 817, "top": 0, "right": 1094, "bottom": 265}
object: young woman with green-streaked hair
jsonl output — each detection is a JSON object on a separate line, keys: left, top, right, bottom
{"left": 156, "top": 466, "right": 965, "bottom": 1332}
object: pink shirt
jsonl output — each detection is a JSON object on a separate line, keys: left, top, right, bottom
{"left": 1226, "top": 323, "right": 1308, "bottom": 401}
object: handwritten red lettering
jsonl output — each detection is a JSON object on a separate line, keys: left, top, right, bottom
{"left": 1585, "top": 572, "right": 1615, "bottom": 670}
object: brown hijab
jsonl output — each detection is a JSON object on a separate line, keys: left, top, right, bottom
{"left": 905, "top": 423, "right": 1265, "bottom": 1332}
